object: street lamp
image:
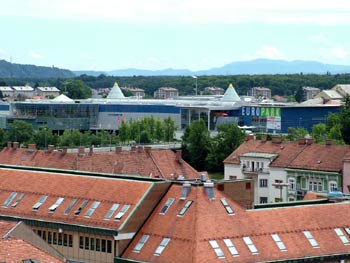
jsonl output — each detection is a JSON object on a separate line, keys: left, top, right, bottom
{"left": 192, "top": 76, "right": 198, "bottom": 96}
{"left": 272, "top": 182, "right": 290, "bottom": 202}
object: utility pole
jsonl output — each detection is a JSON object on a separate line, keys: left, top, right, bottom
{"left": 272, "top": 182, "right": 290, "bottom": 202}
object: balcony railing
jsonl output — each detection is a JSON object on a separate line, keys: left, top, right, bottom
{"left": 241, "top": 167, "right": 269, "bottom": 175}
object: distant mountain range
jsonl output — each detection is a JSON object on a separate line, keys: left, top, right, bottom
{"left": 75, "top": 59, "right": 350, "bottom": 76}
{"left": 1, "top": 59, "right": 350, "bottom": 79}
{"left": 0, "top": 59, "right": 75, "bottom": 78}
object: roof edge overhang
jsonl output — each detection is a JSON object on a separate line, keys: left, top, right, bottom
{"left": 285, "top": 168, "right": 341, "bottom": 176}
{"left": 258, "top": 253, "right": 350, "bottom": 263}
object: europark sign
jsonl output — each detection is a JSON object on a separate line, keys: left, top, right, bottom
{"left": 241, "top": 106, "right": 281, "bottom": 130}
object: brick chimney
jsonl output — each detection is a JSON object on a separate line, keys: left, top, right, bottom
{"left": 131, "top": 146, "right": 136, "bottom": 151}
{"left": 306, "top": 138, "right": 313, "bottom": 145}
{"left": 298, "top": 138, "right": 306, "bottom": 145}
{"left": 47, "top": 145, "right": 54, "bottom": 153}
{"left": 27, "top": 144, "right": 36, "bottom": 152}
{"left": 115, "top": 146, "right": 122, "bottom": 153}
{"left": 78, "top": 146, "right": 85, "bottom": 156}
{"left": 137, "top": 146, "right": 143, "bottom": 153}
{"left": 89, "top": 145, "right": 94, "bottom": 156}
{"left": 62, "top": 146, "right": 68, "bottom": 155}
{"left": 175, "top": 150, "right": 182, "bottom": 161}
{"left": 271, "top": 136, "right": 282, "bottom": 144}
{"left": 245, "top": 134, "right": 254, "bottom": 141}
{"left": 7, "top": 142, "right": 12, "bottom": 149}
{"left": 326, "top": 139, "right": 332, "bottom": 146}
{"left": 144, "top": 146, "right": 152, "bottom": 154}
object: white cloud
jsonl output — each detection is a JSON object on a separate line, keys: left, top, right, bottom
{"left": 255, "top": 45, "right": 285, "bottom": 60}
{"left": 0, "top": 48, "right": 9, "bottom": 59}
{"left": 331, "top": 47, "right": 348, "bottom": 59}
{"left": 309, "top": 33, "right": 330, "bottom": 46}
{"left": 2, "top": 0, "right": 350, "bottom": 25}
{"left": 29, "top": 50, "right": 44, "bottom": 59}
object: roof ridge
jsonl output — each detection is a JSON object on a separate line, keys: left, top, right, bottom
{"left": 149, "top": 151, "right": 166, "bottom": 178}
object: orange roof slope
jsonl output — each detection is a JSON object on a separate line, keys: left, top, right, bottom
{"left": 224, "top": 139, "right": 350, "bottom": 172}
{"left": 122, "top": 184, "right": 350, "bottom": 263}
{"left": 0, "top": 168, "right": 152, "bottom": 230}
{"left": 0, "top": 147, "right": 199, "bottom": 179}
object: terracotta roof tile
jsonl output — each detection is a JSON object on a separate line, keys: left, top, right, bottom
{"left": 0, "top": 168, "right": 153, "bottom": 230}
{"left": 122, "top": 184, "right": 350, "bottom": 263}
{"left": 0, "top": 147, "right": 199, "bottom": 180}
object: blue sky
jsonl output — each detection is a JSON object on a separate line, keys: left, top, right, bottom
{"left": 1, "top": 0, "right": 350, "bottom": 71}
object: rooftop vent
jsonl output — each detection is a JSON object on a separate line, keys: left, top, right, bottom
{"left": 7, "top": 141, "right": 12, "bottom": 148}
{"left": 27, "top": 144, "right": 36, "bottom": 152}
{"left": 115, "top": 146, "right": 122, "bottom": 153}
{"left": 78, "top": 146, "right": 85, "bottom": 156}
{"left": 62, "top": 146, "right": 68, "bottom": 155}
{"left": 180, "top": 181, "right": 192, "bottom": 200}
{"left": 200, "top": 173, "right": 207, "bottom": 182}
{"left": 326, "top": 139, "right": 332, "bottom": 145}
{"left": 204, "top": 180, "right": 215, "bottom": 201}
{"left": 13, "top": 142, "right": 19, "bottom": 149}
{"left": 271, "top": 136, "right": 282, "bottom": 144}
{"left": 47, "top": 145, "right": 54, "bottom": 153}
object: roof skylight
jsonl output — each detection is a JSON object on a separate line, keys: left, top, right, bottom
{"left": 178, "top": 200, "right": 193, "bottom": 217}
{"left": 154, "top": 237, "right": 170, "bottom": 256}
{"left": 303, "top": 231, "right": 319, "bottom": 248}
{"left": 11, "top": 193, "right": 25, "bottom": 208}
{"left": 74, "top": 200, "right": 89, "bottom": 216}
{"left": 3, "top": 192, "right": 17, "bottom": 208}
{"left": 64, "top": 199, "right": 77, "bottom": 215}
{"left": 345, "top": 227, "right": 350, "bottom": 236}
{"left": 160, "top": 198, "right": 175, "bottom": 215}
{"left": 133, "top": 234, "right": 150, "bottom": 253}
{"left": 243, "top": 236, "right": 258, "bottom": 254}
{"left": 104, "top": 203, "right": 119, "bottom": 220}
{"left": 32, "top": 195, "right": 48, "bottom": 210}
{"left": 271, "top": 234, "right": 287, "bottom": 251}
{"left": 115, "top": 204, "right": 130, "bottom": 220}
{"left": 220, "top": 198, "right": 234, "bottom": 215}
{"left": 85, "top": 201, "right": 101, "bottom": 217}
{"left": 49, "top": 197, "right": 64, "bottom": 212}
{"left": 209, "top": 240, "right": 225, "bottom": 258}
{"left": 223, "top": 239, "right": 239, "bottom": 257}
{"left": 335, "top": 228, "right": 349, "bottom": 245}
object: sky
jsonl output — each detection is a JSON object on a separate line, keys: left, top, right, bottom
{"left": 1, "top": 0, "right": 350, "bottom": 71}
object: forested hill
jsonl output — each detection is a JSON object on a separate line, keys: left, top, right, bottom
{"left": 0, "top": 60, "right": 75, "bottom": 78}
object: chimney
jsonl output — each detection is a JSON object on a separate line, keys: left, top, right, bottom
{"left": 306, "top": 138, "right": 313, "bottom": 145}
{"left": 261, "top": 135, "right": 267, "bottom": 142}
{"left": 13, "top": 142, "right": 19, "bottom": 149}
{"left": 131, "top": 146, "right": 136, "bottom": 151}
{"left": 89, "top": 145, "right": 94, "bottom": 155}
{"left": 115, "top": 146, "right": 122, "bottom": 153}
{"left": 137, "top": 146, "right": 143, "bottom": 153}
{"left": 245, "top": 134, "right": 254, "bottom": 141}
{"left": 144, "top": 146, "right": 152, "bottom": 154}
{"left": 180, "top": 181, "right": 192, "bottom": 200}
{"left": 78, "top": 146, "right": 85, "bottom": 156}
{"left": 27, "top": 144, "right": 36, "bottom": 152}
{"left": 175, "top": 150, "right": 182, "bottom": 161}
{"left": 271, "top": 136, "right": 282, "bottom": 144}
{"left": 200, "top": 173, "right": 207, "bottom": 182}
{"left": 298, "top": 138, "right": 306, "bottom": 145}
{"left": 204, "top": 180, "right": 215, "bottom": 201}
{"left": 7, "top": 142, "right": 12, "bottom": 148}
{"left": 62, "top": 146, "right": 68, "bottom": 155}
{"left": 47, "top": 145, "right": 54, "bottom": 153}
{"left": 326, "top": 139, "right": 332, "bottom": 146}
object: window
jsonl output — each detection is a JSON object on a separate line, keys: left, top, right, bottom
{"left": 58, "top": 233, "right": 63, "bottom": 245}
{"left": 209, "top": 240, "right": 225, "bottom": 258}
{"left": 335, "top": 228, "right": 349, "bottom": 245}
{"left": 243, "top": 236, "right": 258, "bottom": 254}
{"left": 90, "top": 238, "right": 95, "bottom": 250}
{"left": 329, "top": 181, "right": 338, "bottom": 192}
{"left": 160, "top": 198, "right": 175, "bottom": 215}
{"left": 3, "top": 192, "right": 17, "bottom": 208}
{"left": 260, "top": 197, "right": 268, "bottom": 204}
{"left": 303, "top": 231, "right": 319, "bottom": 248}
{"left": 288, "top": 178, "right": 296, "bottom": 190}
{"left": 42, "top": 231, "right": 46, "bottom": 241}
{"left": 246, "top": 182, "right": 251, "bottom": 190}
{"left": 107, "top": 240, "right": 112, "bottom": 253}
{"left": 33, "top": 195, "right": 48, "bottom": 210}
{"left": 85, "top": 236, "right": 89, "bottom": 250}
{"left": 48, "top": 232, "right": 52, "bottom": 244}
{"left": 154, "top": 238, "right": 170, "bottom": 256}
{"left": 11, "top": 193, "right": 25, "bottom": 208}
{"left": 271, "top": 234, "right": 287, "bottom": 251}
{"left": 104, "top": 203, "right": 119, "bottom": 220}
{"left": 259, "top": 179, "right": 268, "bottom": 188}
{"left": 63, "top": 234, "right": 68, "bottom": 246}
{"left": 178, "top": 200, "right": 193, "bottom": 217}
{"left": 79, "top": 236, "right": 84, "bottom": 249}
{"left": 64, "top": 199, "right": 77, "bottom": 215}
{"left": 115, "top": 204, "right": 130, "bottom": 220}
{"left": 96, "top": 238, "right": 101, "bottom": 251}
{"left": 345, "top": 227, "right": 350, "bottom": 237}
{"left": 49, "top": 197, "right": 64, "bottom": 212}
{"left": 101, "top": 239, "right": 106, "bottom": 252}
{"left": 133, "top": 234, "right": 150, "bottom": 253}
{"left": 74, "top": 200, "right": 89, "bottom": 216}
{"left": 85, "top": 201, "right": 100, "bottom": 217}
{"left": 69, "top": 235, "right": 73, "bottom": 247}
{"left": 308, "top": 178, "right": 322, "bottom": 192}
{"left": 220, "top": 198, "right": 234, "bottom": 215}
{"left": 53, "top": 232, "right": 57, "bottom": 245}
{"left": 223, "top": 239, "right": 239, "bottom": 257}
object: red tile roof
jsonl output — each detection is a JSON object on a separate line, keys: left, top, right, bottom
{"left": 0, "top": 168, "right": 153, "bottom": 230}
{"left": 0, "top": 221, "right": 64, "bottom": 262}
{"left": 122, "top": 183, "right": 350, "bottom": 263}
{"left": 0, "top": 147, "right": 199, "bottom": 180}
{"left": 224, "top": 139, "right": 350, "bottom": 172}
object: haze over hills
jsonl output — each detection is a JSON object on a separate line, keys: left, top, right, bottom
{"left": 75, "top": 59, "right": 350, "bottom": 76}
{"left": 0, "top": 59, "right": 75, "bottom": 78}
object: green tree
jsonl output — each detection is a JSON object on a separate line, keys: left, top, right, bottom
{"left": 6, "top": 120, "right": 35, "bottom": 145}
{"left": 287, "top": 127, "right": 308, "bottom": 141}
{"left": 181, "top": 119, "right": 210, "bottom": 171}
{"left": 163, "top": 116, "right": 177, "bottom": 142}
{"left": 60, "top": 79, "right": 92, "bottom": 99}
{"left": 118, "top": 121, "right": 130, "bottom": 144}
{"left": 340, "top": 95, "right": 350, "bottom": 144}
{"left": 33, "top": 126, "right": 57, "bottom": 149}
{"left": 294, "top": 86, "right": 304, "bottom": 103}
{"left": 312, "top": 123, "right": 327, "bottom": 144}
{"left": 58, "top": 129, "right": 82, "bottom": 147}
{"left": 140, "top": 130, "right": 151, "bottom": 144}
{"left": 207, "top": 124, "right": 244, "bottom": 172}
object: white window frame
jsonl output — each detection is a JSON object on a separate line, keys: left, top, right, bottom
{"left": 329, "top": 181, "right": 338, "bottom": 192}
